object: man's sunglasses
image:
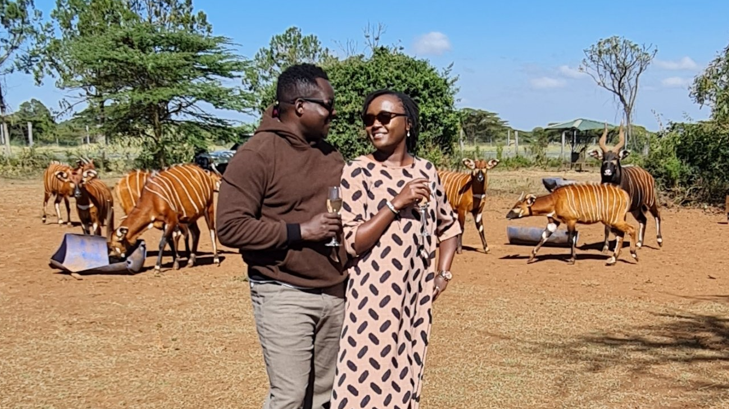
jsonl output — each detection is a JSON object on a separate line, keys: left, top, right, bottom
{"left": 291, "top": 97, "right": 335, "bottom": 114}
{"left": 362, "top": 111, "right": 407, "bottom": 127}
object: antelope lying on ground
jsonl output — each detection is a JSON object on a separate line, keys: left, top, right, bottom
{"left": 54, "top": 167, "right": 114, "bottom": 239}
{"left": 506, "top": 183, "right": 639, "bottom": 266}
{"left": 42, "top": 158, "right": 95, "bottom": 225}
{"left": 437, "top": 158, "right": 499, "bottom": 253}
{"left": 109, "top": 164, "right": 220, "bottom": 271}
{"left": 589, "top": 123, "right": 662, "bottom": 250}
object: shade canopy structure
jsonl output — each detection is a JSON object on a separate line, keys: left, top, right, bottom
{"left": 545, "top": 118, "right": 616, "bottom": 132}
{"left": 544, "top": 118, "right": 617, "bottom": 168}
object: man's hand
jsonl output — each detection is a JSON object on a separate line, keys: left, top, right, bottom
{"left": 300, "top": 213, "right": 342, "bottom": 242}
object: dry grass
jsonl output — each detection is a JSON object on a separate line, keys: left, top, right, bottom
{"left": 2, "top": 171, "right": 729, "bottom": 408}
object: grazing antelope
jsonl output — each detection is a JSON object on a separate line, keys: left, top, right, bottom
{"left": 109, "top": 163, "right": 220, "bottom": 271}
{"left": 115, "top": 169, "right": 152, "bottom": 215}
{"left": 437, "top": 158, "right": 499, "bottom": 253}
{"left": 42, "top": 158, "right": 95, "bottom": 225}
{"left": 506, "top": 183, "right": 638, "bottom": 266}
{"left": 115, "top": 167, "right": 221, "bottom": 215}
{"left": 590, "top": 123, "right": 662, "bottom": 251}
{"left": 54, "top": 167, "right": 114, "bottom": 239}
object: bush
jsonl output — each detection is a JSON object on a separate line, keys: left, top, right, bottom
{"left": 644, "top": 120, "right": 729, "bottom": 204}
{"left": 324, "top": 47, "right": 460, "bottom": 161}
{"left": 0, "top": 148, "right": 58, "bottom": 178}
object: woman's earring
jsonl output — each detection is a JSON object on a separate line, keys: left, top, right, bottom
{"left": 407, "top": 130, "right": 411, "bottom": 138}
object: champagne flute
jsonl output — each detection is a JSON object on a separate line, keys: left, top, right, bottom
{"left": 326, "top": 186, "right": 342, "bottom": 247}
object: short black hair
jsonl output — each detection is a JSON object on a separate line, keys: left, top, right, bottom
{"left": 361, "top": 89, "right": 420, "bottom": 152}
{"left": 276, "top": 63, "right": 329, "bottom": 113}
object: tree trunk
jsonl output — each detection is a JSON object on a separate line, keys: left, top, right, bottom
{"left": 153, "top": 109, "right": 165, "bottom": 168}
{"left": 27, "top": 122, "right": 33, "bottom": 147}
{"left": 624, "top": 109, "right": 632, "bottom": 151}
{"left": 0, "top": 82, "right": 10, "bottom": 156}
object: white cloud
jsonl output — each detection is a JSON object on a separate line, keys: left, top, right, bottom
{"left": 558, "top": 65, "right": 587, "bottom": 79}
{"left": 530, "top": 77, "right": 566, "bottom": 90}
{"left": 661, "top": 76, "right": 693, "bottom": 88}
{"left": 412, "top": 32, "right": 452, "bottom": 56}
{"left": 655, "top": 56, "right": 699, "bottom": 71}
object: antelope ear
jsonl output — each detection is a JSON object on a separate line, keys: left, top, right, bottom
{"left": 526, "top": 194, "right": 537, "bottom": 206}
{"left": 462, "top": 158, "right": 476, "bottom": 170}
{"left": 116, "top": 227, "right": 129, "bottom": 238}
{"left": 486, "top": 159, "right": 500, "bottom": 170}
{"left": 589, "top": 150, "right": 602, "bottom": 160}
{"left": 54, "top": 170, "right": 69, "bottom": 182}
{"left": 82, "top": 169, "right": 98, "bottom": 180}
{"left": 619, "top": 150, "right": 630, "bottom": 160}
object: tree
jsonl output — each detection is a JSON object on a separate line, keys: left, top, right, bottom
{"left": 325, "top": 47, "right": 460, "bottom": 162}
{"left": 0, "top": 0, "right": 44, "bottom": 154}
{"left": 242, "top": 26, "right": 334, "bottom": 113}
{"left": 68, "top": 21, "right": 250, "bottom": 167}
{"left": 30, "top": 0, "right": 214, "bottom": 145}
{"left": 690, "top": 41, "right": 729, "bottom": 124}
{"left": 31, "top": 0, "right": 250, "bottom": 167}
{"left": 580, "top": 36, "right": 657, "bottom": 151}
{"left": 9, "top": 98, "right": 56, "bottom": 144}
{"left": 459, "top": 108, "right": 510, "bottom": 144}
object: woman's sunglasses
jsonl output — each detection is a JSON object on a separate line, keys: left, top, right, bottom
{"left": 362, "top": 111, "right": 407, "bottom": 127}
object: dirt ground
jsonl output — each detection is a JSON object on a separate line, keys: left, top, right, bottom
{"left": 1, "top": 170, "right": 728, "bottom": 409}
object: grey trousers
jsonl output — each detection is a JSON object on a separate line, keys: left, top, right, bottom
{"left": 250, "top": 281, "right": 345, "bottom": 409}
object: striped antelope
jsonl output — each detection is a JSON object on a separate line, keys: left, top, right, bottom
{"left": 589, "top": 123, "right": 662, "bottom": 251}
{"left": 109, "top": 163, "right": 220, "bottom": 271}
{"left": 115, "top": 169, "right": 152, "bottom": 215}
{"left": 54, "top": 167, "right": 114, "bottom": 239}
{"left": 42, "top": 158, "right": 95, "bottom": 225}
{"left": 506, "top": 183, "right": 638, "bottom": 266}
{"left": 114, "top": 167, "right": 222, "bottom": 215}
{"left": 437, "top": 158, "right": 499, "bottom": 253}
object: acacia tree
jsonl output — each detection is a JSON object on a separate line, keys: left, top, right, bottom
{"left": 32, "top": 0, "right": 250, "bottom": 167}
{"left": 30, "top": 0, "right": 214, "bottom": 145}
{"left": 69, "top": 22, "right": 250, "bottom": 167}
{"left": 690, "top": 41, "right": 729, "bottom": 125}
{"left": 459, "top": 108, "right": 510, "bottom": 144}
{"left": 580, "top": 36, "right": 657, "bottom": 151}
{"left": 0, "top": 0, "right": 44, "bottom": 154}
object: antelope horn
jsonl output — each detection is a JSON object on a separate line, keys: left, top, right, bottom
{"left": 613, "top": 121, "right": 625, "bottom": 153}
{"left": 598, "top": 123, "right": 608, "bottom": 153}
{"left": 518, "top": 191, "right": 525, "bottom": 201}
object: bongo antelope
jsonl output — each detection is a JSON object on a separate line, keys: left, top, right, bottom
{"left": 109, "top": 164, "right": 220, "bottom": 271}
{"left": 506, "top": 183, "right": 638, "bottom": 266}
{"left": 437, "top": 158, "right": 499, "bottom": 253}
{"left": 590, "top": 123, "right": 662, "bottom": 251}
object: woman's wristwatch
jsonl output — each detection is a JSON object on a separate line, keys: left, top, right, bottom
{"left": 438, "top": 270, "right": 453, "bottom": 281}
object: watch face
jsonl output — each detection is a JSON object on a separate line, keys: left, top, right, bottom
{"left": 441, "top": 271, "right": 452, "bottom": 280}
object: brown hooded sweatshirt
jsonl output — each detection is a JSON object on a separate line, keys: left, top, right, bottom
{"left": 216, "top": 107, "right": 347, "bottom": 288}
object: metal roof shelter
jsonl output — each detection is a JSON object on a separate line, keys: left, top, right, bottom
{"left": 545, "top": 118, "right": 616, "bottom": 170}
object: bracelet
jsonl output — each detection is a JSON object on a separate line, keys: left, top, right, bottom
{"left": 385, "top": 200, "right": 400, "bottom": 216}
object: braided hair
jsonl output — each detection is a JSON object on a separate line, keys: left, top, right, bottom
{"left": 361, "top": 89, "right": 420, "bottom": 153}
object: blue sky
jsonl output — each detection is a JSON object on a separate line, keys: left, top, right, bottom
{"left": 7, "top": 0, "right": 729, "bottom": 131}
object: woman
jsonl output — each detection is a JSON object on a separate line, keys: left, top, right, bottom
{"left": 330, "top": 90, "right": 461, "bottom": 409}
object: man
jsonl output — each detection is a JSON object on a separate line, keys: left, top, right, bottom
{"left": 216, "top": 63, "right": 346, "bottom": 409}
